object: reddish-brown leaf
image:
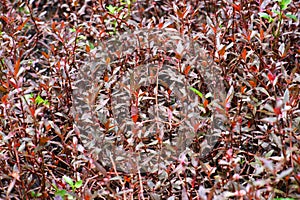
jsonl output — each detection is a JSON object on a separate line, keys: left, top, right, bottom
{"left": 51, "top": 21, "right": 57, "bottom": 32}
{"left": 218, "top": 46, "right": 226, "bottom": 56}
{"left": 104, "top": 119, "right": 110, "bottom": 130}
{"left": 240, "top": 85, "right": 246, "bottom": 94}
{"left": 103, "top": 72, "right": 109, "bottom": 82}
{"left": 106, "top": 57, "right": 110, "bottom": 65}
{"left": 39, "top": 137, "right": 51, "bottom": 146}
{"left": 0, "top": 16, "right": 9, "bottom": 24}
{"left": 175, "top": 52, "right": 182, "bottom": 60}
{"left": 176, "top": 10, "right": 184, "bottom": 19}
{"left": 241, "top": 48, "right": 247, "bottom": 61}
{"left": 249, "top": 80, "right": 256, "bottom": 87}
{"left": 249, "top": 65, "right": 258, "bottom": 73}
{"left": 85, "top": 44, "right": 90, "bottom": 53}
{"left": 210, "top": 25, "right": 217, "bottom": 34}
{"left": 61, "top": 21, "right": 64, "bottom": 29}
{"left": 41, "top": 51, "right": 49, "bottom": 59}
{"left": 260, "top": 29, "right": 264, "bottom": 41}
{"left": 14, "top": 58, "right": 21, "bottom": 77}
{"left": 124, "top": 175, "right": 131, "bottom": 183}
{"left": 17, "top": 18, "right": 29, "bottom": 31}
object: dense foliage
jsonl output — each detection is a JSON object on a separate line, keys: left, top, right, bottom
{"left": 0, "top": 0, "right": 299, "bottom": 199}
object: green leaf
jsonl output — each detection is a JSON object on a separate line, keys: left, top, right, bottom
{"left": 69, "top": 28, "right": 76, "bottom": 33}
{"left": 78, "top": 35, "right": 86, "bottom": 40}
{"left": 52, "top": 183, "right": 58, "bottom": 190}
{"left": 286, "top": 13, "right": 297, "bottom": 21}
{"left": 117, "top": 6, "right": 123, "bottom": 12}
{"left": 120, "top": 0, "right": 131, "bottom": 5}
{"left": 35, "top": 95, "right": 49, "bottom": 106}
{"left": 189, "top": 87, "right": 203, "bottom": 98}
{"left": 30, "top": 191, "right": 42, "bottom": 197}
{"left": 35, "top": 95, "right": 44, "bottom": 105}
{"left": 63, "top": 175, "right": 74, "bottom": 186}
{"left": 88, "top": 41, "right": 95, "bottom": 50}
{"left": 106, "top": 5, "right": 116, "bottom": 14}
{"left": 24, "top": 93, "right": 34, "bottom": 101}
{"left": 74, "top": 180, "right": 83, "bottom": 188}
{"left": 274, "top": 198, "right": 295, "bottom": 200}
{"left": 258, "top": 12, "right": 274, "bottom": 22}
{"left": 55, "top": 189, "right": 67, "bottom": 197}
{"left": 279, "top": 0, "right": 291, "bottom": 10}
{"left": 272, "top": 9, "right": 281, "bottom": 15}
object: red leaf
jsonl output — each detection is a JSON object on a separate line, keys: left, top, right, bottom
{"left": 203, "top": 98, "right": 208, "bottom": 108}
{"left": 274, "top": 107, "right": 282, "bottom": 115}
{"left": 40, "top": 83, "right": 49, "bottom": 90}
{"left": 232, "top": 4, "right": 241, "bottom": 12}
{"left": 249, "top": 65, "right": 258, "bottom": 73}
{"left": 245, "top": 33, "right": 251, "bottom": 42}
{"left": 267, "top": 71, "right": 275, "bottom": 82}
{"left": 9, "top": 79, "right": 18, "bottom": 89}
{"left": 247, "top": 121, "right": 252, "bottom": 128}
{"left": 183, "top": 65, "right": 191, "bottom": 76}
{"left": 1, "top": 93, "right": 8, "bottom": 104}
{"left": 29, "top": 107, "right": 35, "bottom": 116}
{"left": 46, "top": 124, "right": 51, "bottom": 131}
{"left": 158, "top": 22, "right": 163, "bottom": 29}
{"left": 131, "top": 105, "right": 139, "bottom": 123}
{"left": 131, "top": 115, "right": 138, "bottom": 123}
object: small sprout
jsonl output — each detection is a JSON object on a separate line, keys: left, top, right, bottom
{"left": 63, "top": 175, "right": 83, "bottom": 192}
{"left": 35, "top": 95, "right": 50, "bottom": 107}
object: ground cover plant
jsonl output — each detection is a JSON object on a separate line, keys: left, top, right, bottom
{"left": 0, "top": 0, "right": 299, "bottom": 199}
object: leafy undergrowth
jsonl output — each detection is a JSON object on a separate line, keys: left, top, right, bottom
{"left": 0, "top": 0, "right": 299, "bottom": 199}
